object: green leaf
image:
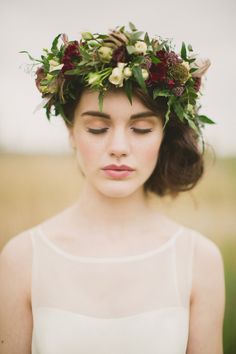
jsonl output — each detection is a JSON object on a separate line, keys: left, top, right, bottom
{"left": 132, "top": 66, "right": 148, "bottom": 94}
{"left": 188, "top": 58, "right": 196, "bottom": 64}
{"left": 46, "top": 107, "right": 51, "bottom": 121}
{"left": 98, "top": 90, "right": 104, "bottom": 112}
{"left": 163, "top": 96, "right": 174, "bottom": 130}
{"left": 51, "top": 34, "right": 62, "bottom": 53}
{"left": 197, "top": 115, "right": 216, "bottom": 124}
{"left": 64, "top": 68, "right": 81, "bottom": 75}
{"left": 129, "top": 22, "right": 137, "bottom": 31}
{"left": 173, "top": 101, "right": 184, "bottom": 121}
{"left": 79, "top": 46, "right": 92, "bottom": 61}
{"left": 181, "top": 42, "right": 187, "bottom": 61}
{"left": 153, "top": 88, "right": 171, "bottom": 99}
{"left": 187, "top": 44, "right": 193, "bottom": 52}
{"left": 19, "top": 50, "right": 42, "bottom": 63}
{"left": 144, "top": 32, "right": 151, "bottom": 46}
{"left": 119, "top": 26, "right": 125, "bottom": 33}
{"left": 87, "top": 40, "right": 101, "bottom": 47}
{"left": 190, "top": 67, "right": 198, "bottom": 73}
{"left": 149, "top": 53, "right": 161, "bottom": 64}
{"left": 186, "top": 118, "right": 199, "bottom": 134}
{"left": 183, "top": 113, "right": 201, "bottom": 135}
{"left": 124, "top": 79, "right": 133, "bottom": 105}
{"left": 158, "top": 39, "right": 170, "bottom": 51}
{"left": 133, "top": 56, "right": 145, "bottom": 64}
{"left": 130, "top": 31, "right": 144, "bottom": 42}
{"left": 40, "top": 79, "right": 49, "bottom": 85}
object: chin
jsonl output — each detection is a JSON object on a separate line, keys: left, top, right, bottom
{"left": 94, "top": 179, "right": 144, "bottom": 198}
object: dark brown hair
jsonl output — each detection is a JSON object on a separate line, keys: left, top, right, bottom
{"left": 62, "top": 85, "right": 206, "bottom": 199}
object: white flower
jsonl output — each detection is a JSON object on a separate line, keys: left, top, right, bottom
{"left": 191, "top": 58, "right": 211, "bottom": 78}
{"left": 49, "top": 59, "right": 64, "bottom": 72}
{"left": 141, "top": 69, "right": 149, "bottom": 80}
{"left": 134, "top": 41, "right": 147, "bottom": 55}
{"left": 108, "top": 68, "right": 124, "bottom": 87}
{"left": 123, "top": 66, "right": 132, "bottom": 79}
{"left": 108, "top": 62, "right": 129, "bottom": 87}
{"left": 117, "top": 62, "right": 127, "bottom": 70}
{"left": 98, "top": 46, "right": 113, "bottom": 62}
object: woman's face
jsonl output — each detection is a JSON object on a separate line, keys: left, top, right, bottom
{"left": 68, "top": 88, "right": 164, "bottom": 198}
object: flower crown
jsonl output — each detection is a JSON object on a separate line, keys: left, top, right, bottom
{"left": 20, "top": 22, "right": 215, "bottom": 138}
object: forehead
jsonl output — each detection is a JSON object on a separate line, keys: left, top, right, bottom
{"left": 74, "top": 88, "right": 161, "bottom": 122}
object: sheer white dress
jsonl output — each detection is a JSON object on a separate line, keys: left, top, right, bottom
{"left": 29, "top": 224, "right": 197, "bottom": 354}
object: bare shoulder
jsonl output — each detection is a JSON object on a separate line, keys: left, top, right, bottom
{"left": 188, "top": 229, "right": 225, "bottom": 297}
{"left": 1, "top": 229, "right": 33, "bottom": 265}
{"left": 191, "top": 230, "right": 225, "bottom": 295}
{"left": 0, "top": 231, "right": 35, "bottom": 354}
{"left": 0, "top": 229, "right": 34, "bottom": 301}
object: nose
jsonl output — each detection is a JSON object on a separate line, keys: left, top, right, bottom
{"left": 108, "top": 127, "right": 130, "bottom": 159}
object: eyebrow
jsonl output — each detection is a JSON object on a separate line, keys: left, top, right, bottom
{"left": 81, "top": 110, "right": 159, "bottom": 120}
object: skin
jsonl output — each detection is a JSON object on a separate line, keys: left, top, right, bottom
{"left": 0, "top": 87, "right": 225, "bottom": 353}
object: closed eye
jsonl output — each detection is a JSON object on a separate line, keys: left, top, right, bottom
{"left": 86, "top": 128, "right": 153, "bottom": 134}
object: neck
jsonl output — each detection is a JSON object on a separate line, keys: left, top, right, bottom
{"left": 72, "top": 180, "right": 156, "bottom": 238}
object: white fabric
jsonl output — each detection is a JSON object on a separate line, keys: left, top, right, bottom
{"left": 30, "top": 224, "right": 196, "bottom": 354}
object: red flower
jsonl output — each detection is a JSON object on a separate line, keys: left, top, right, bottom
{"left": 167, "top": 79, "right": 175, "bottom": 89}
{"left": 193, "top": 77, "right": 201, "bottom": 92}
{"left": 146, "top": 50, "right": 170, "bottom": 86}
{"left": 172, "top": 86, "right": 184, "bottom": 97}
{"left": 166, "top": 51, "right": 182, "bottom": 66}
{"left": 148, "top": 62, "right": 168, "bottom": 85}
{"left": 63, "top": 41, "right": 80, "bottom": 57}
{"left": 111, "top": 45, "right": 128, "bottom": 65}
{"left": 61, "top": 41, "right": 80, "bottom": 74}
{"left": 35, "top": 67, "right": 46, "bottom": 91}
{"left": 155, "top": 50, "right": 169, "bottom": 64}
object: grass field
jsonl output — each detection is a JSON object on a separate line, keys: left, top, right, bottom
{"left": 0, "top": 152, "right": 235, "bottom": 353}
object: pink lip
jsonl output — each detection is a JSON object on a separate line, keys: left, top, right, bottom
{"left": 102, "top": 169, "right": 134, "bottom": 178}
{"left": 102, "top": 164, "right": 134, "bottom": 171}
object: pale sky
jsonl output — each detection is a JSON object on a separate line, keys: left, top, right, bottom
{"left": 1, "top": 0, "right": 235, "bottom": 156}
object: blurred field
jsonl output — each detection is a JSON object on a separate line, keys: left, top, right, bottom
{"left": 0, "top": 152, "right": 235, "bottom": 353}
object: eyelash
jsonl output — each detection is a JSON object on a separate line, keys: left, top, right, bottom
{"left": 86, "top": 128, "right": 153, "bottom": 135}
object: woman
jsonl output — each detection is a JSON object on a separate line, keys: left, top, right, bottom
{"left": 0, "top": 23, "right": 225, "bottom": 353}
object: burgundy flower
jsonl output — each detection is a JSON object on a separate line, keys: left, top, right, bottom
{"left": 155, "top": 50, "right": 169, "bottom": 64}
{"left": 166, "top": 51, "right": 182, "bottom": 66}
{"left": 172, "top": 86, "right": 184, "bottom": 97}
{"left": 148, "top": 62, "right": 168, "bottom": 85}
{"left": 61, "top": 57, "right": 76, "bottom": 73}
{"left": 145, "top": 49, "right": 170, "bottom": 86}
{"left": 144, "top": 56, "right": 152, "bottom": 70}
{"left": 63, "top": 41, "right": 80, "bottom": 57}
{"left": 35, "top": 67, "right": 46, "bottom": 91}
{"left": 167, "top": 79, "right": 175, "bottom": 89}
{"left": 61, "top": 41, "right": 80, "bottom": 74}
{"left": 193, "top": 77, "right": 201, "bottom": 92}
{"left": 111, "top": 45, "right": 128, "bottom": 65}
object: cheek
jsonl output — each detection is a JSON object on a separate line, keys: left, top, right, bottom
{"left": 135, "top": 135, "right": 162, "bottom": 164}
{"left": 74, "top": 135, "right": 104, "bottom": 166}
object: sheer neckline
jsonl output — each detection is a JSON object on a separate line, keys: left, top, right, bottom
{"left": 36, "top": 225, "right": 185, "bottom": 263}
{"left": 35, "top": 305, "right": 188, "bottom": 321}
